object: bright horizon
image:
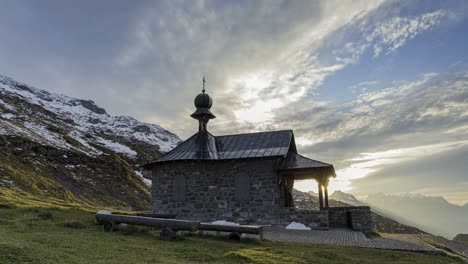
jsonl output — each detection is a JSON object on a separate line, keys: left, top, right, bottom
{"left": 1, "top": 1, "right": 467, "bottom": 205}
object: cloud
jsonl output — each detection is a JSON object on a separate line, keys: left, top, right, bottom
{"left": 110, "top": 1, "right": 385, "bottom": 137}
{"left": 330, "top": 8, "right": 454, "bottom": 65}
{"left": 285, "top": 71, "right": 468, "bottom": 200}
{"left": 349, "top": 80, "right": 378, "bottom": 94}
{"left": 366, "top": 10, "right": 450, "bottom": 57}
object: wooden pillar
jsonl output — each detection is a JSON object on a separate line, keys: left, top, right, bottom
{"left": 318, "top": 180, "right": 324, "bottom": 210}
{"left": 324, "top": 181, "right": 329, "bottom": 209}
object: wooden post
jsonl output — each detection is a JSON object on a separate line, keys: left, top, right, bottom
{"left": 318, "top": 180, "right": 324, "bottom": 210}
{"left": 324, "top": 182, "right": 329, "bottom": 209}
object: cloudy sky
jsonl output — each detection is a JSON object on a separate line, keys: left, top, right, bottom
{"left": 1, "top": 0, "right": 467, "bottom": 204}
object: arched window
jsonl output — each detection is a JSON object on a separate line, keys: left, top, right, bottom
{"left": 172, "top": 175, "right": 187, "bottom": 201}
{"left": 235, "top": 173, "right": 250, "bottom": 201}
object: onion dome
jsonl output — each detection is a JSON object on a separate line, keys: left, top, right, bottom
{"left": 191, "top": 77, "right": 216, "bottom": 121}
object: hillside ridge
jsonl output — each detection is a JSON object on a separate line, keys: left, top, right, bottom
{"left": 0, "top": 74, "right": 180, "bottom": 209}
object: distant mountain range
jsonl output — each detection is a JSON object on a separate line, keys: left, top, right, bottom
{"left": 318, "top": 189, "right": 467, "bottom": 239}
{"left": 0, "top": 74, "right": 180, "bottom": 209}
{"left": 365, "top": 193, "right": 468, "bottom": 239}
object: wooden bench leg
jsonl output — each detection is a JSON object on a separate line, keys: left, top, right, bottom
{"left": 160, "top": 228, "right": 177, "bottom": 240}
{"left": 103, "top": 221, "right": 119, "bottom": 231}
{"left": 228, "top": 232, "right": 241, "bottom": 241}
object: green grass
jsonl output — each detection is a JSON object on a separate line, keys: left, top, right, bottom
{"left": 0, "top": 206, "right": 462, "bottom": 264}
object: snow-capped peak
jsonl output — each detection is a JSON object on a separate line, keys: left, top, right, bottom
{"left": 0, "top": 74, "right": 180, "bottom": 158}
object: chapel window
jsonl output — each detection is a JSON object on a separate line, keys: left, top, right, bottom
{"left": 172, "top": 175, "right": 187, "bottom": 201}
{"left": 235, "top": 173, "right": 250, "bottom": 201}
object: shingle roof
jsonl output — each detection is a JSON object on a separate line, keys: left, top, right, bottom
{"left": 144, "top": 130, "right": 294, "bottom": 168}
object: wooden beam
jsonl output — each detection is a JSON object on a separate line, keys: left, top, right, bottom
{"left": 318, "top": 180, "right": 324, "bottom": 210}
{"left": 324, "top": 183, "right": 329, "bottom": 209}
{"left": 199, "top": 223, "right": 263, "bottom": 235}
{"left": 95, "top": 213, "right": 199, "bottom": 232}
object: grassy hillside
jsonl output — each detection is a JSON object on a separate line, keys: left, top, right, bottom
{"left": 0, "top": 135, "right": 151, "bottom": 210}
{"left": 1, "top": 74, "right": 180, "bottom": 211}
{"left": 0, "top": 205, "right": 461, "bottom": 264}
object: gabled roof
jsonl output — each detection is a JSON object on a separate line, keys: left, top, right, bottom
{"left": 144, "top": 130, "right": 295, "bottom": 169}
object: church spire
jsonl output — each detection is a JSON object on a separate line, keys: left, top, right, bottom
{"left": 191, "top": 77, "right": 215, "bottom": 131}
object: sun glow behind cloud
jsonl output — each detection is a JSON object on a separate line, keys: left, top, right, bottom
{"left": 294, "top": 140, "right": 468, "bottom": 194}
{"left": 230, "top": 72, "right": 279, "bottom": 124}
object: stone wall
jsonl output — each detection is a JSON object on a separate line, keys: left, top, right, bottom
{"left": 328, "top": 206, "right": 372, "bottom": 232}
{"left": 151, "top": 159, "right": 283, "bottom": 225}
{"left": 151, "top": 159, "right": 371, "bottom": 231}
{"left": 279, "top": 208, "right": 329, "bottom": 229}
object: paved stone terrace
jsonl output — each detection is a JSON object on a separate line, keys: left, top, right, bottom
{"left": 255, "top": 227, "right": 437, "bottom": 252}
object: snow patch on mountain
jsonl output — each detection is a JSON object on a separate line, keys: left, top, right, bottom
{"left": 97, "top": 138, "right": 137, "bottom": 157}
{"left": 0, "top": 74, "right": 180, "bottom": 158}
{"left": 135, "top": 171, "right": 151, "bottom": 186}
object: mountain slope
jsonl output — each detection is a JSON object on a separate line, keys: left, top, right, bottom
{"left": 0, "top": 74, "right": 180, "bottom": 209}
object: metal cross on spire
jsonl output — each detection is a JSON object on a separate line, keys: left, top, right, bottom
{"left": 202, "top": 76, "right": 206, "bottom": 94}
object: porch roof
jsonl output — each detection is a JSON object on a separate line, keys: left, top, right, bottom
{"left": 277, "top": 152, "right": 336, "bottom": 180}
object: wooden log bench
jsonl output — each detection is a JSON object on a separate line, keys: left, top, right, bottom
{"left": 199, "top": 223, "right": 264, "bottom": 240}
{"left": 135, "top": 212, "right": 177, "bottom": 219}
{"left": 95, "top": 212, "right": 199, "bottom": 240}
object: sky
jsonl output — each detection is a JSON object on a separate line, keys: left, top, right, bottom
{"left": 1, "top": 0, "right": 467, "bottom": 205}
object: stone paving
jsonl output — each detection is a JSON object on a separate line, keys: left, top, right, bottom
{"left": 254, "top": 227, "right": 438, "bottom": 252}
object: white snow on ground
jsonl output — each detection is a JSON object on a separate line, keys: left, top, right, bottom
{"left": 0, "top": 176, "right": 15, "bottom": 187}
{"left": 1, "top": 113, "right": 15, "bottom": 119}
{"left": 135, "top": 171, "right": 152, "bottom": 186}
{"left": 286, "top": 222, "right": 311, "bottom": 230}
{"left": 0, "top": 119, "right": 39, "bottom": 137}
{"left": 68, "top": 130, "right": 103, "bottom": 156}
{"left": 211, "top": 220, "right": 241, "bottom": 226}
{"left": 0, "top": 126, "right": 9, "bottom": 135}
{"left": 97, "top": 138, "right": 137, "bottom": 157}
{"left": 0, "top": 97, "right": 16, "bottom": 111}
{"left": 23, "top": 122, "right": 62, "bottom": 145}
